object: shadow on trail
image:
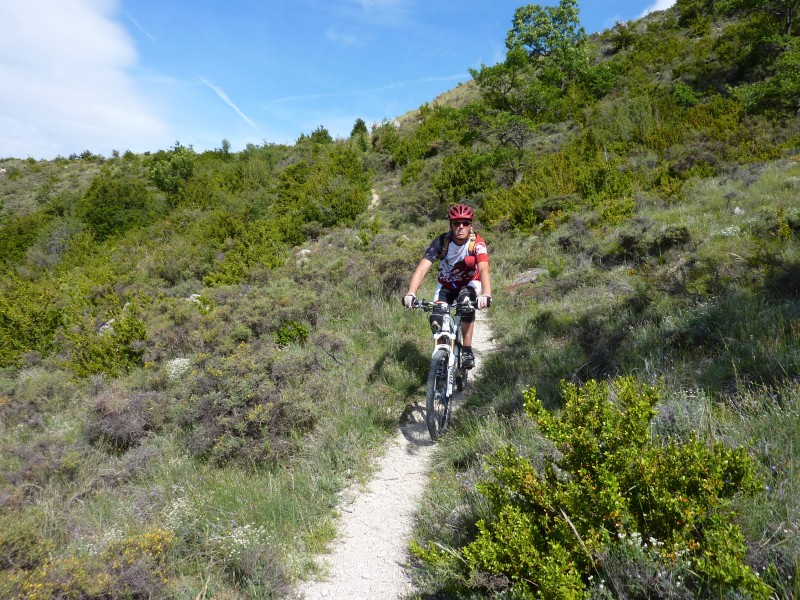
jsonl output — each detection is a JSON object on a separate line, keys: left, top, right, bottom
{"left": 398, "top": 403, "right": 435, "bottom": 449}
{"left": 367, "top": 340, "right": 430, "bottom": 396}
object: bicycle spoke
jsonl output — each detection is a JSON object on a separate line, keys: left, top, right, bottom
{"left": 426, "top": 349, "right": 450, "bottom": 439}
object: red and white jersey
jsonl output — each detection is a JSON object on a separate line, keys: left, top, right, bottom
{"left": 423, "top": 232, "right": 489, "bottom": 291}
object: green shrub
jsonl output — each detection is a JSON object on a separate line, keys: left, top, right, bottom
{"left": 371, "top": 119, "right": 402, "bottom": 155}
{"left": 673, "top": 81, "right": 700, "bottom": 107}
{"left": 0, "top": 271, "right": 62, "bottom": 367}
{"left": 480, "top": 150, "right": 578, "bottom": 230}
{"left": 61, "top": 297, "right": 147, "bottom": 378}
{"left": 273, "top": 320, "right": 309, "bottom": 347}
{"left": 730, "top": 37, "right": 800, "bottom": 114}
{"left": 0, "top": 510, "right": 55, "bottom": 571}
{"left": 274, "top": 144, "right": 371, "bottom": 228}
{"left": 576, "top": 160, "right": 636, "bottom": 225}
{"left": 75, "top": 172, "right": 153, "bottom": 241}
{"left": 203, "top": 217, "right": 296, "bottom": 286}
{"left": 400, "top": 159, "right": 425, "bottom": 186}
{"left": 351, "top": 118, "right": 368, "bottom": 137}
{"left": 415, "top": 377, "right": 769, "bottom": 598}
{"left": 148, "top": 142, "right": 196, "bottom": 196}
{"left": 181, "top": 343, "right": 317, "bottom": 466}
{"left": 0, "top": 211, "right": 52, "bottom": 265}
{"left": 393, "top": 105, "right": 469, "bottom": 166}
{"left": 432, "top": 151, "right": 494, "bottom": 202}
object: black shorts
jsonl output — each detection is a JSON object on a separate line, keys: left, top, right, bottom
{"left": 434, "top": 286, "right": 477, "bottom": 323}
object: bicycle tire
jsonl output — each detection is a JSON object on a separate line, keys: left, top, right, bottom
{"left": 426, "top": 348, "right": 450, "bottom": 439}
{"left": 456, "top": 358, "right": 468, "bottom": 392}
{"left": 453, "top": 345, "right": 466, "bottom": 391}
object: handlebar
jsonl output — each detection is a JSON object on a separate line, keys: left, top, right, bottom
{"left": 413, "top": 299, "right": 477, "bottom": 312}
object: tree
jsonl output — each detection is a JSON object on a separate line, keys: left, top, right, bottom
{"left": 350, "top": 118, "right": 368, "bottom": 137}
{"left": 723, "top": 0, "right": 800, "bottom": 35}
{"left": 506, "top": 0, "right": 587, "bottom": 58}
{"left": 505, "top": 0, "right": 590, "bottom": 90}
{"left": 469, "top": 110, "right": 537, "bottom": 184}
{"left": 676, "top": 0, "right": 719, "bottom": 29}
{"left": 309, "top": 125, "right": 333, "bottom": 145}
{"left": 149, "top": 142, "right": 197, "bottom": 197}
{"left": 730, "top": 36, "right": 800, "bottom": 112}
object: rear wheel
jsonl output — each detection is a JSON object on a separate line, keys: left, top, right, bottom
{"left": 456, "top": 356, "right": 468, "bottom": 392}
{"left": 426, "top": 349, "right": 450, "bottom": 439}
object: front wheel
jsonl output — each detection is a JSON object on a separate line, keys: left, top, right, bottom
{"left": 426, "top": 349, "right": 450, "bottom": 439}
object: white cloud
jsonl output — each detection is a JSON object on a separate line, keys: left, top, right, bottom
{"left": 641, "top": 0, "right": 676, "bottom": 18}
{"left": 0, "top": 0, "right": 170, "bottom": 159}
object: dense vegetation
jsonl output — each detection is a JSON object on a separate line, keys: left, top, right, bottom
{"left": 1, "top": 0, "right": 799, "bottom": 597}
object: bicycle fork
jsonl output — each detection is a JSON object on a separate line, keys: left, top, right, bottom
{"left": 432, "top": 335, "right": 456, "bottom": 398}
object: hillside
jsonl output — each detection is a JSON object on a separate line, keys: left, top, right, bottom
{"left": 2, "top": 1, "right": 800, "bottom": 598}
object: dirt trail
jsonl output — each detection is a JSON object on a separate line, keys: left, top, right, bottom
{"left": 298, "top": 310, "right": 495, "bottom": 599}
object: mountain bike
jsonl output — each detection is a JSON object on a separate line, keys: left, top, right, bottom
{"left": 414, "top": 299, "right": 476, "bottom": 440}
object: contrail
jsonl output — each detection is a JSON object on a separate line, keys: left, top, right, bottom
{"left": 201, "top": 78, "right": 257, "bottom": 128}
{"left": 271, "top": 74, "right": 465, "bottom": 104}
{"left": 124, "top": 11, "right": 157, "bottom": 42}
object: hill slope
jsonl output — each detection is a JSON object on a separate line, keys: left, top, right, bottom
{"left": 1, "top": 2, "right": 799, "bottom": 598}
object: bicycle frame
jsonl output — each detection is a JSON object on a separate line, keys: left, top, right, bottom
{"left": 425, "top": 302, "right": 462, "bottom": 399}
{"left": 414, "top": 299, "right": 477, "bottom": 439}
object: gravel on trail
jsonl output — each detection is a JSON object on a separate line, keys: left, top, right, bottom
{"left": 298, "top": 310, "right": 495, "bottom": 599}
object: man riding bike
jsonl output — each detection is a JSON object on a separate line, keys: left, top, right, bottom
{"left": 403, "top": 203, "right": 492, "bottom": 369}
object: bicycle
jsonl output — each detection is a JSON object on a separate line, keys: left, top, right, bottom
{"left": 413, "top": 299, "right": 476, "bottom": 440}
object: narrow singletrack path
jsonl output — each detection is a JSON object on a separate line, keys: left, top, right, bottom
{"left": 299, "top": 310, "right": 495, "bottom": 599}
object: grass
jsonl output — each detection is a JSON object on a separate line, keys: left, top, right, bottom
{"left": 0, "top": 216, "right": 432, "bottom": 597}
{"left": 409, "top": 160, "right": 800, "bottom": 597}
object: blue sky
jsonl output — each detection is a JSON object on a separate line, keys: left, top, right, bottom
{"left": 0, "top": 0, "right": 675, "bottom": 160}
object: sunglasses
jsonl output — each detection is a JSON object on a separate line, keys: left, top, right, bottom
{"left": 451, "top": 220, "right": 472, "bottom": 228}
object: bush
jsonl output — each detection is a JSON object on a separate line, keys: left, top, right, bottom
{"left": 203, "top": 217, "right": 297, "bottom": 286}
{"left": 76, "top": 173, "right": 153, "bottom": 241}
{"left": 148, "top": 142, "right": 196, "bottom": 196}
{"left": 0, "top": 510, "right": 54, "bottom": 570}
{"left": 273, "top": 320, "right": 309, "bottom": 347}
{"left": 85, "top": 385, "right": 164, "bottom": 452}
{"left": 0, "top": 212, "right": 51, "bottom": 265}
{"left": 181, "top": 343, "right": 317, "bottom": 466}
{"left": 0, "top": 271, "right": 62, "bottom": 368}
{"left": 415, "top": 377, "right": 770, "bottom": 598}
{"left": 432, "top": 151, "right": 494, "bottom": 202}
{"left": 61, "top": 297, "right": 147, "bottom": 378}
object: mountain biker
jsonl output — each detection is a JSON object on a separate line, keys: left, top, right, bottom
{"left": 403, "top": 203, "right": 492, "bottom": 369}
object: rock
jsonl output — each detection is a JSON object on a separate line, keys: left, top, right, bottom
{"left": 296, "top": 248, "right": 312, "bottom": 266}
{"left": 506, "top": 268, "right": 548, "bottom": 291}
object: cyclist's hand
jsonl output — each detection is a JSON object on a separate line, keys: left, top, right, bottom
{"left": 403, "top": 293, "right": 417, "bottom": 309}
{"left": 477, "top": 295, "right": 492, "bottom": 310}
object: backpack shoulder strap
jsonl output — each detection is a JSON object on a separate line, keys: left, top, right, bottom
{"left": 439, "top": 230, "right": 476, "bottom": 259}
{"left": 438, "top": 231, "right": 451, "bottom": 260}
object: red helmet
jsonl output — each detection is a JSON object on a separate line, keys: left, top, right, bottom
{"left": 448, "top": 203, "right": 474, "bottom": 221}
